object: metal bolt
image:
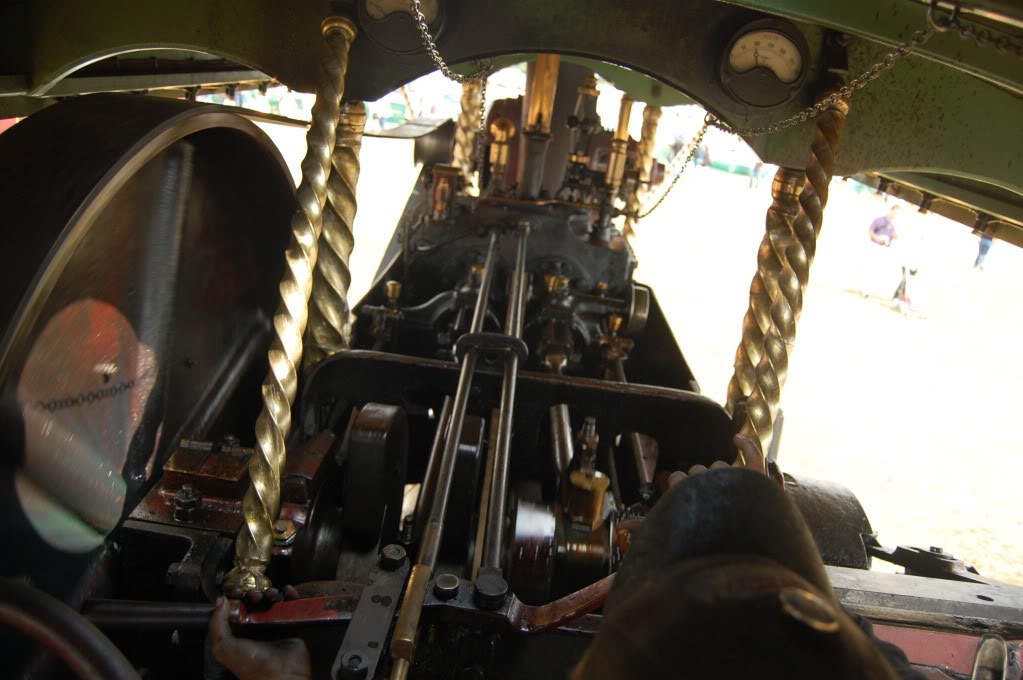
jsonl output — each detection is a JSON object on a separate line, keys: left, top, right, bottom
{"left": 380, "top": 544, "right": 407, "bottom": 570}
{"left": 473, "top": 566, "right": 508, "bottom": 610}
{"left": 337, "top": 652, "right": 367, "bottom": 679}
{"left": 272, "top": 518, "right": 297, "bottom": 546}
{"left": 434, "top": 573, "right": 460, "bottom": 600}
{"left": 173, "top": 484, "right": 202, "bottom": 522}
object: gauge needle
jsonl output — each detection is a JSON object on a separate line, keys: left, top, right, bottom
{"left": 754, "top": 50, "right": 760, "bottom": 66}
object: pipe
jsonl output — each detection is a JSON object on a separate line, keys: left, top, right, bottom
{"left": 390, "top": 231, "right": 500, "bottom": 675}
{"left": 610, "top": 358, "right": 655, "bottom": 501}
{"left": 520, "top": 55, "right": 560, "bottom": 199}
{"left": 481, "top": 225, "right": 530, "bottom": 570}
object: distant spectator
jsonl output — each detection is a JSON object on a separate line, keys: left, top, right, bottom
{"left": 748, "top": 161, "right": 764, "bottom": 189}
{"left": 868, "top": 205, "right": 900, "bottom": 247}
{"left": 974, "top": 232, "right": 993, "bottom": 270}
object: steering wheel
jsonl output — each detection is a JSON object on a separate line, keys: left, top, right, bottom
{"left": 0, "top": 578, "right": 138, "bottom": 680}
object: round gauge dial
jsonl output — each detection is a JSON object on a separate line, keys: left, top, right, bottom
{"left": 359, "top": 0, "right": 442, "bottom": 54}
{"left": 727, "top": 30, "right": 803, "bottom": 84}
{"left": 720, "top": 20, "right": 809, "bottom": 109}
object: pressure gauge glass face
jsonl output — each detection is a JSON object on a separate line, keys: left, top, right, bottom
{"left": 365, "top": 0, "right": 438, "bottom": 22}
{"left": 728, "top": 30, "right": 803, "bottom": 84}
{"left": 721, "top": 21, "right": 808, "bottom": 109}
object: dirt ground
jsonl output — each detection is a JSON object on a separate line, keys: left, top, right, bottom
{"left": 265, "top": 129, "right": 1023, "bottom": 585}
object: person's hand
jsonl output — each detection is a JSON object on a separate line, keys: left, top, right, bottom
{"left": 666, "top": 434, "right": 767, "bottom": 488}
{"left": 209, "top": 587, "right": 312, "bottom": 680}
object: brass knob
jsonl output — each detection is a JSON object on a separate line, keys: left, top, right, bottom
{"left": 385, "top": 280, "right": 402, "bottom": 304}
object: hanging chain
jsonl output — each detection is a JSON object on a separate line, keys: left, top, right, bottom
{"left": 715, "top": 28, "right": 933, "bottom": 137}
{"left": 637, "top": 119, "right": 709, "bottom": 218}
{"left": 928, "top": 0, "right": 1023, "bottom": 59}
{"left": 410, "top": 0, "right": 491, "bottom": 169}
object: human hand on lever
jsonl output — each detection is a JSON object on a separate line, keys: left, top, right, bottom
{"left": 208, "top": 585, "right": 312, "bottom": 680}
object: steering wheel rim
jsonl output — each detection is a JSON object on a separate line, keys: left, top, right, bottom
{"left": 0, "top": 578, "right": 138, "bottom": 680}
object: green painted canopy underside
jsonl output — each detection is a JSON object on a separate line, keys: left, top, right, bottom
{"left": 0, "top": 0, "right": 1020, "bottom": 243}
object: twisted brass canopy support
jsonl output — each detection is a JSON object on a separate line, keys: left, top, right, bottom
{"left": 624, "top": 104, "right": 661, "bottom": 236}
{"left": 224, "top": 16, "right": 357, "bottom": 592}
{"left": 452, "top": 80, "right": 482, "bottom": 185}
{"left": 305, "top": 100, "right": 367, "bottom": 369}
{"left": 727, "top": 93, "right": 850, "bottom": 458}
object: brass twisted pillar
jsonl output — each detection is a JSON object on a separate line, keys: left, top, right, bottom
{"left": 452, "top": 80, "right": 482, "bottom": 185}
{"left": 729, "top": 94, "right": 851, "bottom": 457}
{"left": 224, "top": 17, "right": 357, "bottom": 592}
{"left": 725, "top": 169, "right": 805, "bottom": 417}
{"left": 305, "top": 100, "right": 367, "bottom": 369}
{"left": 624, "top": 104, "right": 661, "bottom": 236}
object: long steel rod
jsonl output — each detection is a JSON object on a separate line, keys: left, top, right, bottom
{"left": 390, "top": 232, "right": 499, "bottom": 678}
{"left": 412, "top": 396, "right": 452, "bottom": 542}
{"left": 471, "top": 410, "right": 501, "bottom": 580}
{"left": 481, "top": 225, "right": 530, "bottom": 570}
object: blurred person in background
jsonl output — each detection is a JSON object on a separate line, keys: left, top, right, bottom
{"left": 974, "top": 232, "right": 994, "bottom": 270}
{"left": 860, "top": 204, "right": 900, "bottom": 300}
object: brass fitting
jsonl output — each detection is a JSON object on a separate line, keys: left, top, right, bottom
{"left": 564, "top": 417, "right": 609, "bottom": 530}
{"left": 385, "top": 280, "right": 402, "bottom": 305}
{"left": 604, "top": 95, "right": 634, "bottom": 194}
{"left": 487, "top": 117, "right": 516, "bottom": 190}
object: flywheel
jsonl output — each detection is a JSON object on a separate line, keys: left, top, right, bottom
{"left": 0, "top": 93, "right": 296, "bottom": 601}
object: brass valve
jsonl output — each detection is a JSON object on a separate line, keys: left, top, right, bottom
{"left": 565, "top": 417, "right": 609, "bottom": 530}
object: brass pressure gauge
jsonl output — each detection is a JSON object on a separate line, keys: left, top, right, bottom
{"left": 721, "top": 19, "right": 808, "bottom": 109}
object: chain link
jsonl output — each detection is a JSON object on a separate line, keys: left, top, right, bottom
{"left": 410, "top": 0, "right": 491, "bottom": 169}
{"left": 928, "top": 0, "right": 1023, "bottom": 59}
{"left": 637, "top": 119, "right": 710, "bottom": 218}
{"left": 715, "top": 28, "right": 933, "bottom": 138}
{"left": 636, "top": 23, "right": 936, "bottom": 217}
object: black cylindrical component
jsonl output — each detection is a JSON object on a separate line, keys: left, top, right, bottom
{"left": 81, "top": 599, "right": 213, "bottom": 630}
{"left": 0, "top": 582, "right": 140, "bottom": 680}
{"left": 550, "top": 404, "right": 574, "bottom": 475}
{"left": 613, "top": 359, "right": 655, "bottom": 489}
{"left": 481, "top": 226, "right": 530, "bottom": 570}
{"left": 417, "top": 232, "right": 500, "bottom": 569}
